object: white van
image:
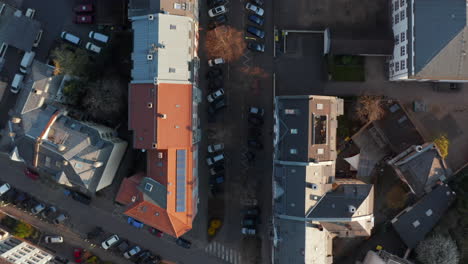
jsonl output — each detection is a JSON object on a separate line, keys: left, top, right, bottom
{"left": 88, "top": 31, "right": 109, "bottom": 43}
{"left": 61, "top": 31, "right": 81, "bottom": 45}
{"left": 19, "top": 51, "right": 35, "bottom": 73}
{"left": 10, "top": 73, "right": 24, "bottom": 93}
{"left": 85, "top": 42, "right": 101, "bottom": 54}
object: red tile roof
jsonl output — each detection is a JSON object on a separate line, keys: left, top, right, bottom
{"left": 115, "top": 172, "right": 144, "bottom": 205}
{"left": 129, "top": 83, "right": 157, "bottom": 149}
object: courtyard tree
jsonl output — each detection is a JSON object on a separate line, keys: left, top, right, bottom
{"left": 434, "top": 134, "right": 450, "bottom": 159}
{"left": 63, "top": 79, "right": 87, "bottom": 106}
{"left": 13, "top": 221, "right": 34, "bottom": 238}
{"left": 82, "top": 78, "right": 125, "bottom": 122}
{"left": 354, "top": 95, "right": 385, "bottom": 123}
{"left": 416, "top": 234, "right": 459, "bottom": 264}
{"left": 205, "top": 26, "right": 246, "bottom": 62}
{"left": 51, "top": 44, "right": 90, "bottom": 76}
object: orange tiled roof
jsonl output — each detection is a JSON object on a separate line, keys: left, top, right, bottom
{"left": 115, "top": 173, "right": 144, "bottom": 205}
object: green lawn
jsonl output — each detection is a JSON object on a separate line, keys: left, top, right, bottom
{"left": 328, "top": 55, "right": 365, "bottom": 82}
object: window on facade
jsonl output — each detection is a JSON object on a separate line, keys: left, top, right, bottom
{"left": 169, "top": 67, "right": 176, "bottom": 73}
{"left": 394, "top": 1, "right": 399, "bottom": 11}
{"left": 400, "top": 10, "right": 405, "bottom": 20}
{"left": 290, "top": 149, "right": 297, "bottom": 154}
{"left": 401, "top": 60, "right": 406, "bottom": 70}
{"left": 400, "top": 46, "right": 406, "bottom": 56}
{"left": 395, "top": 14, "right": 400, "bottom": 24}
{"left": 395, "top": 35, "right": 399, "bottom": 45}
{"left": 170, "top": 24, "right": 177, "bottom": 30}
{"left": 395, "top": 61, "right": 400, "bottom": 71}
{"left": 401, "top": 32, "right": 406, "bottom": 42}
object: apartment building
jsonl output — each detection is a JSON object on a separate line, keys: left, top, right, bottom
{"left": 273, "top": 95, "right": 375, "bottom": 264}
{"left": 389, "top": 0, "right": 468, "bottom": 81}
{"left": 0, "top": 229, "right": 54, "bottom": 264}
{"left": 116, "top": 12, "right": 200, "bottom": 237}
{"left": 128, "top": 0, "right": 199, "bottom": 22}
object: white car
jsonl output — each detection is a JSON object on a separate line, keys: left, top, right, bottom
{"left": 207, "top": 88, "right": 225, "bottom": 103}
{"left": 44, "top": 236, "right": 63, "bottom": 243}
{"left": 208, "top": 5, "right": 226, "bottom": 17}
{"left": 0, "top": 184, "right": 10, "bottom": 196}
{"left": 25, "top": 8, "right": 36, "bottom": 19}
{"left": 89, "top": 31, "right": 109, "bottom": 43}
{"left": 85, "top": 42, "right": 101, "bottom": 54}
{"left": 102, "top": 235, "right": 119, "bottom": 250}
{"left": 208, "top": 58, "right": 225, "bottom": 67}
{"left": 241, "top": 227, "right": 256, "bottom": 235}
{"left": 206, "top": 154, "right": 225, "bottom": 166}
{"left": 249, "top": 106, "right": 264, "bottom": 116}
{"left": 245, "top": 3, "right": 264, "bottom": 16}
{"left": 123, "top": 246, "right": 141, "bottom": 259}
{"left": 208, "top": 143, "right": 224, "bottom": 153}
{"left": 31, "top": 203, "right": 45, "bottom": 215}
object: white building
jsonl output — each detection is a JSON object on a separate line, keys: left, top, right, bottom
{"left": 389, "top": 0, "right": 468, "bottom": 82}
{"left": 0, "top": 229, "right": 54, "bottom": 264}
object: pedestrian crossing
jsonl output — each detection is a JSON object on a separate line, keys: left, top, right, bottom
{"left": 205, "top": 241, "right": 242, "bottom": 264}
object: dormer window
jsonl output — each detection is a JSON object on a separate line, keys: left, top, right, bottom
{"left": 144, "top": 183, "right": 153, "bottom": 191}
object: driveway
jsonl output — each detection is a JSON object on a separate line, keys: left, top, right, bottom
{"left": 0, "top": 154, "right": 225, "bottom": 264}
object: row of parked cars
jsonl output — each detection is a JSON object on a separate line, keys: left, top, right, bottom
{"left": 61, "top": 30, "right": 109, "bottom": 54}
{"left": 244, "top": 0, "right": 266, "bottom": 53}
{"left": 241, "top": 207, "right": 260, "bottom": 236}
{"left": 206, "top": 142, "right": 225, "bottom": 196}
{"left": 206, "top": 60, "right": 227, "bottom": 121}
{"left": 247, "top": 106, "right": 265, "bottom": 150}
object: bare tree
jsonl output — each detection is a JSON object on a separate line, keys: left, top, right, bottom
{"left": 82, "top": 78, "right": 125, "bottom": 121}
{"left": 205, "top": 26, "right": 246, "bottom": 62}
{"left": 416, "top": 234, "right": 459, "bottom": 264}
{"left": 355, "top": 95, "right": 385, "bottom": 123}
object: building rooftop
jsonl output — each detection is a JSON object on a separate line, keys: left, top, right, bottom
{"left": 128, "top": 0, "right": 199, "bottom": 20}
{"left": 275, "top": 95, "right": 343, "bottom": 163}
{"left": 130, "top": 13, "right": 194, "bottom": 84}
{"left": 0, "top": 2, "right": 40, "bottom": 52}
{"left": 391, "top": 184, "right": 456, "bottom": 248}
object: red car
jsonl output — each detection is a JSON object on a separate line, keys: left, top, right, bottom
{"left": 73, "top": 248, "right": 83, "bottom": 263}
{"left": 150, "top": 228, "right": 163, "bottom": 238}
{"left": 24, "top": 169, "right": 39, "bottom": 180}
{"left": 74, "top": 5, "right": 93, "bottom": 13}
{"left": 74, "top": 15, "right": 93, "bottom": 24}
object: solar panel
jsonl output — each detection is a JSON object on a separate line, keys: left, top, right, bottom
{"left": 176, "top": 150, "right": 187, "bottom": 212}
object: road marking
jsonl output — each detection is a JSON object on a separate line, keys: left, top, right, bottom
{"left": 204, "top": 242, "right": 241, "bottom": 263}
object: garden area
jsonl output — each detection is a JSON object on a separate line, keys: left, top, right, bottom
{"left": 0, "top": 215, "right": 41, "bottom": 242}
{"left": 327, "top": 55, "right": 365, "bottom": 82}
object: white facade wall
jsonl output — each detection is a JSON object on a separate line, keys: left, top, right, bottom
{"left": 1, "top": 240, "right": 54, "bottom": 264}
{"left": 389, "top": 0, "right": 410, "bottom": 81}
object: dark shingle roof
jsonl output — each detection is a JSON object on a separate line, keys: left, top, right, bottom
{"left": 392, "top": 184, "right": 455, "bottom": 248}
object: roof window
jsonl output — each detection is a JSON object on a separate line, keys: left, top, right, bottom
{"left": 290, "top": 148, "right": 297, "bottom": 154}
{"left": 145, "top": 183, "right": 153, "bottom": 191}
{"left": 290, "top": 129, "right": 298, "bottom": 134}
{"left": 169, "top": 67, "right": 176, "bottom": 73}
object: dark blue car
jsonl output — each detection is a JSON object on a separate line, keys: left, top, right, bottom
{"left": 248, "top": 14, "right": 264, "bottom": 26}
{"left": 246, "top": 26, "right": 265, "bottom": 39}
{"left": 128, "top": 217, "right": 144, "bottom": 228}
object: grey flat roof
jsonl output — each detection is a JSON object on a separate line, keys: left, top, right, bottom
{"left": 0, "top": 11, "right": 40, "bottom": 52}
{"left": 392, "top": 184, "right": 455, "bottom": 248}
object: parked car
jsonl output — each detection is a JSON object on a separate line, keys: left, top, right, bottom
{"left": 0, "top": 183, "right": 11, "bottom": 196}
{"left": 149, "top": 228, "right": 164, "bottom": 238}
{"left": 124, "top": 246, "right": 142, "bottom": 259}
{"left": 45, "top": 235, "right": 63, "bottom": 243}
{"left": 248, "top": 127, "right": 262, "bottom": 138}
{"left": 207, "top": 89, "right": 225, "bottom": 103}
{"left": 25, "top": 8, "right": 35, "bottom": 18}
{"left": 210, "top": 164, "right": 225, "bottom": 176}
{"left": 10, "top": 73, "right": 24, "bottom": 94}
{"left": 175, "top": 238, "right": 191, "bottom": 249}
{"left": 74, "top": 248, "right": 83, "bottom": 263}
{"left": 245, "top": 151, "right": 256, "bottom": 162}
{"left": 248, "top": 14, "right": 264, "bottom": 26}
{"left": 74, "top": 15, "right": 93, "bottom": 24}
{"left": 24, "top": 169, "right": 39, "bottom": 180}
{"left": 208, "top": 5, "right": 226, "bottom": 17}
{"left": 31, "top": 203, "right": 45, "bottom": 214}
{"left": 245, "top": 3, "right": 264, "bottom": 16}
{"left": 53, "top": 214, "right": 68, "bottom": 225}
{"left": 241, "top": 227, "right": 256, "bottom": 235}
{"left": 101, "top": 235, "right": 119, "bottom": 250}
{"left": 249, "top": 106, "right": 264, "bottom": 116}
{"left": 117, "top": 240, "right": 129, "bottom": 253}
{"left": 205, "top": 67, "right": 223, "bottom": 79}
{"left": 74, "top": 4, "right": 93, "bottom": 13}
{"left": 242, "top": 217, "right": 257, "bottom": 226}
{"left": 85, "top": 42, "right": 101, "bottom": 54}
{"left": 208, "top": 15, "right": 227, "bottom": 30}
{"left": 13, "top": 192, "right": 28, "bottom": 206}
{"left": 208, "top": 58, "right": 225, "bottom": 67}
{"left": 207, "top": 0, "right": 226, "bottom": 7}
{"left": 243, "top": 207, "right": 260, "bottom": 216}
{"left": 87, "top": 226, "right": 103, "bottom": 240}
{"left": 208, "top": 143, "right": 224, "bottom": 153}
{"left": 208, "top": 77, "right": 224, "bottom": 91}
{"left": 1, "top": 189, "right": 16, "bottom": 206}
{"left": 41, "top": 206, "right": 57, "bottom": 219}
{"left": 128, "top": 217, "right": 144, "bottom": 228}
{"left": 206, "top": 153, "right": 225, "bottom": 166}
{"left": 251, "top": 0, "right": 264, "bottom": 6}
{"left": 70, "top": 191, "right": 91, "bottom": 205}
{"left": 211, "top": 174, "right": 224, "bottom": 184}
{"left": 246, "top": 26, "right": 265, "bottom": 38}
{"left": 248, "top": 139, "right": 264, "bottom": 150}
{"left": 208, "top": 98, "right": 227, "bottom": 115}
{"left": 137, "top": 251, "right": 162, "bottom": 264}
{"left": 248, "top": 115, "right": 264, "bottom": 126}
{"left": 247, "top": 42, "right": 265, "bottom": 53}
{"left": 32, "top": 30, "right": 43, "bottom": 47}
{"left": 61, "top": 31, "right": 81, "bottom": 45}
{"left": 89, "top": 31, "right": 109, "bottom": 43}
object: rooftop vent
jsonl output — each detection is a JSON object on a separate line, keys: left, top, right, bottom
{"left": 148, "top": 14, "right": 154, "bottom": 20}
{"left": 160, "top": 114, "right": 167, "bottom": 119}
{"left": 153, "top": 77, "right": 157, "bottom": 85}
{"left": 412, "top": 220, "right": 420, "bottom": 228}
{"left": 62, "top": 160, "right": 69, "bottom": 166}
{"left": 93, "top": 161, "right": 103, "bottom": 168}
{"left": 57, "top": 145, "right": 66, "bottom": 152}
{"left": 425, "top": 209, "right": 433, "bottom": 216}
{"left": 158, "top": 152, "right": 164, "bottom": 159}
{"left": 131, "top": 196, "right": 136, "bottom": 202}
{"left": 11, "top": 117, "right": 21, "bottom": 124}
{"left": 348, "top": 205, "right": 356, "bottom": 213}
{"left": 152, "top": 143, "right": 157, "bottom": 149}
{"left": 415, "top": 145, "right": 423, "bottom": 152}
{"left": 147, "top": 102, "right": 153, "bottom": 108}
{"left": 147, "top": 54, "right": 153, "bottom": 60}
{"left": 145, "top": 183, "right": 153, "bottom": 192}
